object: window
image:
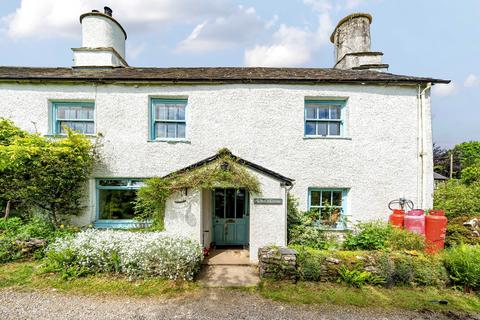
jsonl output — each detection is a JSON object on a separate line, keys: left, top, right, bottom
{"left": 308, "top": 188, "right": 347, "bottom": 229}
{"left": 305, "top": 100, "right": 345, "bottom": 137}
{"left": 95, "top": 179, "right": 145, "bottom": 227}
{"left": 150, "top": 98, "right": 187, "bottom": 140}
{"left": 52, "top": 102, "right": 95, "bottom": 135}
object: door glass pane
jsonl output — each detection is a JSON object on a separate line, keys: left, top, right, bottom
{"left": 99, "top": 189, "right": 137, "bottom": 220}
{"left": 330, "top": 106, "right": 341, "bottom": 119}
{"left": 305, "top": 121, "right": 316, "bottom": 135}
{"left": 235, "top": 189, "right": 246, "bottom": 218}
{"left": 317, "top": 122, "right": 328, "bottom": 136}
{"left": 332, "top": 191, "right": 342, "bottom": 206}
{"left": 214, "top": 189, "right": 224, "bottom": 218}
{"left": 329, "top": 122, "right": 340, "bottom": 136}
{"left": 310, "top": 191, "right": 321, "bottom": 206}
{"left": 226, "top": 189, "right": 235, "bottom": 219}
{"left": 322, "top": 191, "right": 332, "bottom": 206}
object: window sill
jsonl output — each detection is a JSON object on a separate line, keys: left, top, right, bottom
{"left": 45, "top": 134, "right": 98, "bottom": 138}
{"left": 303, "top": 136, "right": 352, "bottom": 140}
{"left": 148, "top": 138, "right": 191, "bottom": 144}
{"left": 94, "top": 219, "right": 151, "bottom": 229}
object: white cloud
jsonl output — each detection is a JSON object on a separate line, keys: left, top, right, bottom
{"left": 177, "top": 5, "right": 264, "bottom": 52}
{"left": 127, "top": 42, "right": 147, "bottom": 60}
{"left": 244, "top": 25, "right": 312, "bottom": 67}
{"left": 433, "top": 82, "right": 458, "bottom": 97}
{"left": 464, "top": 74, "right": 480, "bottom": 88}
{"left": 3, "top": 0, "right": 232, "bottom": 39}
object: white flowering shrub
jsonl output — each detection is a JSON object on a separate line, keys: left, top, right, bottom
{"left": 44, "top": 229, "right": 203, "bottom": 280}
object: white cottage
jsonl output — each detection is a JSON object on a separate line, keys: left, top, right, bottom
{"left": 0, "top": 8, "right": 448, "bottom": 261}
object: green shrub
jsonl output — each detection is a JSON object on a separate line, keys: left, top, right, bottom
{"left": 445, "top": 216, "right": 480, "bottom": 247}
{"left": 385, "top": 227, "right": 425, "bottom": 251}
{"left": 337, "top": 266, "right": 383, "bottom": 288}
{"left": 443, "top": 244, "right": 480, "bottom": 291}
{"left": 434, "top": 180, "right": 480, "bottom": 218}
{"left": 377, "top": 252, "right": 448, "bottom": 287}
{"left": 343, "top": 222, "right": 391, "bottom": 250}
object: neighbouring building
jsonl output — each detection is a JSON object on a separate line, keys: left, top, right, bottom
{"left": 0, "top": 8, "right": 449, "bottom": 261}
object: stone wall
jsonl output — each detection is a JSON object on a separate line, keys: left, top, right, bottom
{"left": 258, "top": 247, "right": 297, "bottom": 279}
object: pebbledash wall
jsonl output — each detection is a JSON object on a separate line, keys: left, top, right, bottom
{"left": 0, "top": 81, "right": 433, "bottom": 259}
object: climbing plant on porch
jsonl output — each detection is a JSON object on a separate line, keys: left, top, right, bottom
{"left": 134, "top": 148, "right": 261, "bottom": 230}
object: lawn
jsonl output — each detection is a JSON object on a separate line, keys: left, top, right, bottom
{"left": 254, "top": 281, "right": 480, "bottom": 314}
{"left": 0, "top": 261, "right": 198, "bottom": 297}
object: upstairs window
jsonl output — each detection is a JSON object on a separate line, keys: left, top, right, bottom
{"left": 308, "top": 188, "right": 347, "bottom": 230}
{"left": 52, "top": 102, "right": 95, "bottom": 135}
{"left": 305, "top": 100, "right": 345, "bottom": 137}
{"left": 150, "top": 98, "right": 187, "bottom": 140}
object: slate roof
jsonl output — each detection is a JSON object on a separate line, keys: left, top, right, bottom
{"left": 163, "top": 149, "right": 294, "bottom": 186}
{"left": 434, "top": 172, "right": 449, "bottom": 180}
{"left": 0, "top": 66, "right": 449, "bottom": 84}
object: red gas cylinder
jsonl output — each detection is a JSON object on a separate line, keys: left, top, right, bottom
{"left": 389, "top": 209, "right": 405, "bottom": 228}
{"left": 404, "top": 209, "right": 425, "bottom": 235}
{"left": 425, "top": 210, "right": 448, "bottom": 254}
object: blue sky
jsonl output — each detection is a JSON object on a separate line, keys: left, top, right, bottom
{"left": 0, "top": 0, "right": 478, "bottom": 147}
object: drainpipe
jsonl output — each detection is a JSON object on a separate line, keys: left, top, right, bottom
{"left": 417, "top": 82, "right": 432, "bottom": 209}
{"left": 284, "top": 183, "right": 294, "bottom": 246}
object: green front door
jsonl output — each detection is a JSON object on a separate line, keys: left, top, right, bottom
{"left": 212, "top": 188, "right": 249, "bottom": 246}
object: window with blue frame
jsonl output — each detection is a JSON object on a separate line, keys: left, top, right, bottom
{"left": 150, "top": 98, "right": 187, "bottom": 140}
{"left": 308, "top": 189, "right": 347, "bottom": 229}
{"left": 96, "top": 179, "right": 145, "bottom": 226}
{"left": 305, "top": 100, "right": 345, "bottom": 137}
{"left": 52, "top": 102, "right": 95, "bottom": 135}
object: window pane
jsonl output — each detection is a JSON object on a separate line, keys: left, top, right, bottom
{"left": 177, "top": 123, "right": 186, "bottom": 138}
{"left": 329, "top": 122, "right": 340, "bottom": 136}
{"left": 322, "top": 191, "right": 332, "bottom": 206}
{"left": 330, "top": 106, "right": 341, "bottom": 119}
{"left": 226, "top": 189, "right": 235, "bottom": 219}
{"left": 310, "top": 191, "right": 321, "bottom": 206}
{"left": 99, "top": 189, "right": 137, "bottom": 220}
{"left": 99, "top": 179, "right": 128, "bottom": 187}
{"left": 59, "top": 121, "right": 93, "bottom": 134}
{"left": 305, "top": 107, "right": 316, "bottom": 119}
{"left": 235, "top": 189, "right": 246, "bottom": 218}
{"left": 156, "top": 123, "right": 167, "bottom": 138}
{"left": 57, "top": 106, "right": 93, "bottom": 120}
{"left": 305, "top": 121, "right": 316, "bottom": 135}
{"left": 318, "top": 122, "right": 328, "bottom": 136}
{"left": 317, "top": 107, "right": 329, "bottom": 119}
{"left": 155, "top": 105, "right": 168, "bottom": 120}
{"left": 167, "top": 106, "right": 177, "bottom": 120}
{"left": 177, "top": 105, "right": 185, "bottom": 120}
{"left": 214, "top": 189, "right": 225, "bottom": 218}
{"left": 332, "top": 191, "right": 342, "bottom": 206}
{"left": 166, "top": 123, "right": 176, "bottom": 138}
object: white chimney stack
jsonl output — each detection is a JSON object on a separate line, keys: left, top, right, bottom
{"left": 72, "top": 7, "right": 128, "bottom": 67}
{"left": 330, "top": 13, "right": 388, "bottom": 71}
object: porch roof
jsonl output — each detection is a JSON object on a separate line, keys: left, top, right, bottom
{"left": 163, "top": 150, "right": 294, "bottom": 186}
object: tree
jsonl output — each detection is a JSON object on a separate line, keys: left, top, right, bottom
{"left": 0, "top": 118, "right": 97, "bottom": 226}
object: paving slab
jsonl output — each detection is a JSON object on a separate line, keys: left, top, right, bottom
{"left": 198, "top": 265, "right": 260, "bottom": 287}
{"left": 203, "top": 249, "right": 251, "bottom": 265}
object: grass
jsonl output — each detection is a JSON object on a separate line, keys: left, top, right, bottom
{"left": 0, "top": 261, "right": 198, "bottom": 297}
{"left": 254, "top": 281, "right": 480, "bottom": 314}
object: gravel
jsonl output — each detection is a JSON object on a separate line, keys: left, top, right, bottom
{"left": 0, "top": 288, "right": 477, "bottom": 320}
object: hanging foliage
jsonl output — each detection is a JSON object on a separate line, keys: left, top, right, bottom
{"left": 135, "top": 148, "right": 261, "bottom": 230}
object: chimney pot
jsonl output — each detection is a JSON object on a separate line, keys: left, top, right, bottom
{"left": 104, "top": 6, "right": 112, "bottom": 17}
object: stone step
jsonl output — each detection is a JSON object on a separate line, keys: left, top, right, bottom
{"left": 197, "top": 265, "right": 260, "bottom": 287}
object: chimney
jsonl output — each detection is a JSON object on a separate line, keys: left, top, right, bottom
{"left": 72, "top": 8, "right": 128, "bottom": 67}
{"left": 330, "top": 13, "right": 388, "bottom": 71}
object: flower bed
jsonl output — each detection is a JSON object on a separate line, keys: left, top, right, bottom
{"left": 44, "top": 229, "right": 203, "bottom": 280}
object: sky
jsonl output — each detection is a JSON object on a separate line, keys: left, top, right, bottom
{"left": 0, "top": 0, "right": 478, "bottom": 148}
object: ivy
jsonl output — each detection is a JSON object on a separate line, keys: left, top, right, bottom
{"left": 135, "top": 148, "right": 261, "bottom": 230}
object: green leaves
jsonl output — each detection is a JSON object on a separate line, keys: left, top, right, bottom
{"left": 0, "top": 118, "right": 96, "bottom": 225}
{"left": 443, "top": 244, "right": 480, "bottom": 292}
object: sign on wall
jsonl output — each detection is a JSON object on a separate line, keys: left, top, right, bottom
{"left": 254, "top": 198, "right": 283, "bottom": 205}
